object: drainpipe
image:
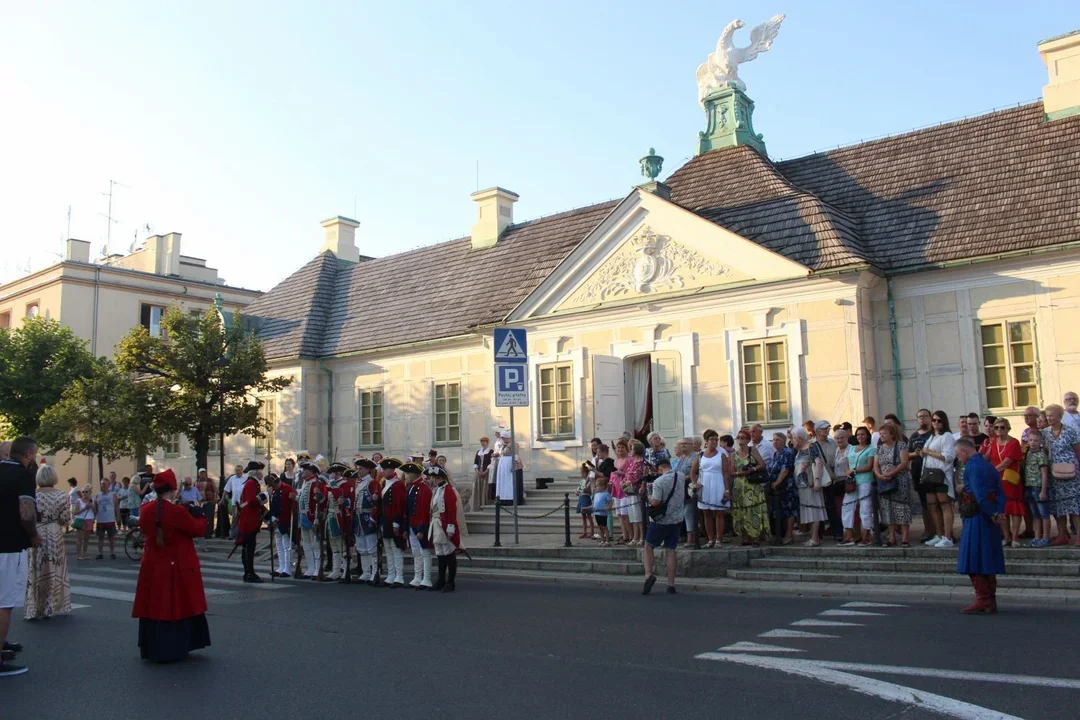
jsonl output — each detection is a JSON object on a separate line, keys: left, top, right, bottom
{"left": 886, "top": 277, "right": 904, "bottom": 424}
{"left": 89, "top": 267, "right": 101, "bottom": 481}
{"left": 320, "top": 360, "right": 333, "bottom": 459}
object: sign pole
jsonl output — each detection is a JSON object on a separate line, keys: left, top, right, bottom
{"left": 510, "top": 406, "right": 519, "bottom": 545}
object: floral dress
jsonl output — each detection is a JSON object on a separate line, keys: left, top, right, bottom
{"left": 644, "top": 446, "right": 671, "bottom": 472}
{"left": 766, "top": 446, "right": 799, "bottom": 519}
{"left": 876, "top": 440, "right": 912, "bottom": 526}
{"left": 732, "top": 452, "right": 769, "bottom": 540}
{"left": 1043, "top": 425, "right": 1080, "bottom": 516}
{"left": 25, "top": 489, "right": 72, "bottom": 619}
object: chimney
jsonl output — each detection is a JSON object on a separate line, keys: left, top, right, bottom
{"left": 65, "top": 238, "right": 91, "bottom": 263}
{"left": 470, "top": 187, "right": 518, "bottom": 250}
{"left": 319, "top": 216, "right": 361, "bottom": 263}
{"left": 1040, "top": 29, "right": 1080, "bottom": 120}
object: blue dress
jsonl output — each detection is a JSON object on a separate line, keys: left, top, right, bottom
{"left": 956, "top": 453, "right": 1006, "bottom": 576}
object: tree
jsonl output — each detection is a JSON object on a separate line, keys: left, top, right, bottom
{"left": 115, "top": 306, "right": 291, "bottom": 473}
{"left": 0, "top": 316, "right": 95, "bottom": 437}
{"left": 38, "top": 359, "right": 171, "bottom": 480}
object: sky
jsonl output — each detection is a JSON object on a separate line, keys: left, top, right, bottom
{"left": 1, "top": 1, "right": 1077, "bottom": 291}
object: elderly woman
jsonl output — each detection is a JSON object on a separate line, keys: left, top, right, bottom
{"left": 873, "top": 422, "right": 912, "bottom": 547}
{"left": 766, "top": 432, "right": 798, "bottom": 544}
{"left": 792, "top": 427, "right": 826, "bottom": 546}
{"left": 673, "top": 438, "right": 698, "bottom": 548}
{"left": 132, "top": 470, "right": 210, "bottom": 662}
{"left": 24, "top": 465, "right": 71, "bottom": 620}
{"left": 644, "top": 432, "right": 671, "bottom": 472}
{"left": 1042, "top": 404, "right": 1080, "bottom": 546}
{"left": 730, "top": 430, "right": 768, "bottom": 546}
{"left": 983, "top": 418, "right": 1023, "bottom": 547}
{"left": 471, "top": 437, "right": 492, "bottom": 512}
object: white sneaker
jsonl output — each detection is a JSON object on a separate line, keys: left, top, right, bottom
{"left": 934, "top": 537, "right": 954, "bottom": 548}
{"left": 923, "top": 535, "right": 942, "bottom": 545}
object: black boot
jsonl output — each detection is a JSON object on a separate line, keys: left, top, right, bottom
{"left": 443, "top": 554, "right": 457, "bottom": 593}
{"left": 431, "top": 556, "right": 447, "bottom": 591}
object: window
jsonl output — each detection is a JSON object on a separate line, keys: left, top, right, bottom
{"left": 163, "top": 433, "right": 181, "bottom": 457}
{"left": 433, "top": 382, "right": 460, "bottom": 444}
{"left": 207, "top": 433, "right": 220, "bottom": 455}
{"left": 741, "top": 338, "right": 789, "bottom": 425}
{"left": 981, "top": 319, "right": 1038, "bottom": 410}
{"left": 140, "top": 304, "right": 166, "bottom": 337}
{"left": 0, "top": 312, "right": 10, "bottom": 329}
{"left": 358, "top": 389, "right": 383, "bottom": 448}
{"left": 255, "top": 399, "right": 276, "bottom": 456}
{"left": 539, "top": 362, "right": 575, "bottom": 438}
{"left": 25, "top": 303, "right": 39, "bottom": 319}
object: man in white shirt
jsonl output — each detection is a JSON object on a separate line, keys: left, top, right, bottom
{"left": 222, "top": 464, "right": 245, "bottom": 540}
{"left": 748, "top": 424, "right": 775, "bottom": 464}
{"left": 1063, "top": 392, "right": 1080, "bottom": 434}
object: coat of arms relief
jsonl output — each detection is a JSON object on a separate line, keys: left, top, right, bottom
{"left": 564, "top": 227, "right": 733, "bottom": 306}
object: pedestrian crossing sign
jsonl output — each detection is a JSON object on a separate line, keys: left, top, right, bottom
{"left": 493, "top": 328, "right": 528, "bottom": 363}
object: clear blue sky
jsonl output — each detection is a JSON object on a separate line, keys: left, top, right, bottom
{"left": 1, "top": 1, "right": 1076, "bottom": 290}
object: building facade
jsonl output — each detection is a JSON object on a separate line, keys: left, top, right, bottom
{"left": 166, "top": 30, "right": 1080, "bottom": 487}
{"left": 0, "top": 232, "right": 262, "bottom": 482}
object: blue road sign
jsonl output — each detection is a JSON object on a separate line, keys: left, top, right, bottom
{"left": 494, "top": 328, "right": 528, "bottom": 363}
{"left": 495, "top": 363, "right": 529, "bottom": 407}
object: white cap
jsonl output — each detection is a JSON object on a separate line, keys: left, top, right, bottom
{"left": 500, "top": 430, "right": 511, "bottom": 439}
{"left": 197, "top": 468, "right": 207, "bottom": 473}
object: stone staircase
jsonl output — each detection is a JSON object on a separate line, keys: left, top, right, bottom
{"left": 465, "top": 475, "right": 581, "bottom": 535}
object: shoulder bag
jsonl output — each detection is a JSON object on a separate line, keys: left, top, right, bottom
{"left": 648, "top": 472, "right": 679, "bottom": 522}
{"left": 877, "top": 443, "right": 900, "bottom": 495}
{"left": 810, "top": 442, "right": 834, "bottom": 488}
{"left": 1052, "top": 462, "right": 1076, "bottom": 481}
{"left": 745, "top": 455, "right": 769, "bottom": 485}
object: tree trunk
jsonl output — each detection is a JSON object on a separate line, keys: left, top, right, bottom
{"left": 97, "top": 450, "right": 104, "bottom": 482}
{"left": 193, "top": 429, "right": 210, "bottom": 477}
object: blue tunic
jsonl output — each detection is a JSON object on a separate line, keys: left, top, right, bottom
{"left": 956, "top": 453, "right": 1006, "bottom": 576}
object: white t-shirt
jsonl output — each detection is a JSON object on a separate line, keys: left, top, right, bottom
{"left": 1063, "top": 411, "right": 1080, "bottom": 435}
{"left": 922, "top": 432, "right": 957, "bottom": 495}
{"left": 225, "top": 474, "right": 245, "bottom": 505}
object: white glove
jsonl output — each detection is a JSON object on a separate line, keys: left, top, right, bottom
{"left": 447, "top": 524, "right": 456, "bottom": 535}
{"left": 392, "top": 522, "right": 400, "bottom": 530}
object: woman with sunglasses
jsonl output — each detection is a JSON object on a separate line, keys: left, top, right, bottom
{"left": 983, "top": 418, "right": 1023, "bottom": 547}
{"left": 918, "top": 412, "right": 958, "bottom": 548}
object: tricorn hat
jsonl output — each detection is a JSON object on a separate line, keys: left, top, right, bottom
{"left": 244, "top": 460, "right": 265, "bottom": 473}
{"left": 356, "top": 458, "right": 376, "bottom": 470}
{"left": 328, "top": 462, "right": 348, "bottom": 474}
{"left": 343, "top": 469, "right": 358, "bottom": 479}
{"left": 399, "top": 461, "right": 423, "bottom": 475}
{"left": 299, "top": 461, "right": 319, "bottom": 473}
{"left": 423, "top": 465, "right": 447, "bottom": 479}
{"left": 378, "top": 457, "right": 402, "bottom": 470}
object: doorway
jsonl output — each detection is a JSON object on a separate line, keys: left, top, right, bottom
{"left": 592, "top": 351, "right": 684, "bottom": 448}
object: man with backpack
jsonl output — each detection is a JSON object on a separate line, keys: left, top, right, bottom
{"left": 642, "top": 457, "right": 683, "bottom": 596}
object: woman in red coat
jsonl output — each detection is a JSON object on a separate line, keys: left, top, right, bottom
{"left": 131, "top": 469, "right": 210, "bottom": 662}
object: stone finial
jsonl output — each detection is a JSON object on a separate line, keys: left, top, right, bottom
{"left": 639, "top": 148, "right": 664, "bottom": 181}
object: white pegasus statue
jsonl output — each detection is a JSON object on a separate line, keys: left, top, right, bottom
{"left": 696, "top": 14, "right": 785, "bottom": 105}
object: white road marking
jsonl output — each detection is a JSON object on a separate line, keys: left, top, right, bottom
{"left": 71, "top": 603, "right": 91, "bottom": 610}
{"left": 818, "top": 609, "right": 887, "bottom": 617}
{"left": 813, "top": 660, "right": 1080, "bottom": 690}
{"left": 695, "top": 653, "right": 1022, "bottom": 720}
{"left": 759, "top": 629, "right": 838, "bottom": 639}
{"left": 91, "top": 567, "right": 288, "bottom": 589}
{"left": 841, "top": 601, "right": 906, "bottom": 608}
{"left": 791, "top": 619, "right": 865, "bottom": 627}
{"left": 717, "top": 642, "right": 804, "bottom": 653}
{"left": 71, "top": 586, "right": 135, "bottom": 602}
{"left": 68, "top": 573, "right": 230, "bottom": 595}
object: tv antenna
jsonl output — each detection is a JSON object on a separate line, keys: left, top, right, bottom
{"left": 98, "top": 179, "right": 130, "bottom": 255}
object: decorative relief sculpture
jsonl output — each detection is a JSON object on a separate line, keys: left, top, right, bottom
{"left": 695, "top": 14, "right": 785, "bottom": 105}
{"left": 567, "top": 228, "right": 731, "bottom": 305}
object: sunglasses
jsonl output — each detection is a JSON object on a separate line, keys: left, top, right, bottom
{"left": 994, "top": 425, "right": 1007, "bottom": 430}
{"left": 932, "top": 418, "right": 945, "bottom": 423}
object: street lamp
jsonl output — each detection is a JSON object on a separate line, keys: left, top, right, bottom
{"left": 213, "top": 357, "right": 229, "bottom": 487}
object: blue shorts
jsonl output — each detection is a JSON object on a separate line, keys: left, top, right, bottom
{"left": 645, "top": 522, "right": 680, "bottom": 550}
{"left": 1025, "top": 487, "right": 1051, "bottom": 519}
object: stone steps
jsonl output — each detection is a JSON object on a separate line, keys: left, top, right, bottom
{"left": 725, "top": 567, "right": 1080, "bottom": 590}
{"left": 763, "top": 545, "right": 1080, "bottom": 561}
{"left": 748, "top": 556, "right": 1080, "bottom": 576}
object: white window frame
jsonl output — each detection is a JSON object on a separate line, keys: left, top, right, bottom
{"left": 141, "top": 303, "right": 166, "bottom": 337}
{"left": 739, "top": 337, "right": 791, "bottom": 427}
{"left": 537, "top": 361, "right": 576, "bottom": 440}
{"left": 432, "top": 381, "right": 461, "bottom": 446}
{"left": 255, "top": 398, "right": 276, "bottom": 457}
{"left": 25, "top": 302, "right": 40, "bottom": 319}
{"left": 978, "top": 317, "right": 1039, "bottom": 413}
{"left": 528, "top": 348, "right": 585, "bottom": 450}
{"left": 163, "top": 433, "right": 181, "bottom": 457}
{"left": 357, "top": 388, "right": 385, "bottom": 449}
{"left": 725, "top": 321, "right": 805, "bottom": 432}
{"left": 207, "top": 433, "right": 220, "bottom": 455}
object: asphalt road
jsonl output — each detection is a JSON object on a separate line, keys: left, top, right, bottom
{"left": 3, "top": 546, "right": 1079, "bottom": 720}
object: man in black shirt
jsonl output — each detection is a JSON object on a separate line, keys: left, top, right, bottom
{"left": 0, "top": 437, "right": 39, "bottom": 677}
{"left": 907, "top": 409, "right": 935, "bottom": 543}
{"left": 967, "top": 413, "right": 989, "bottom": 450}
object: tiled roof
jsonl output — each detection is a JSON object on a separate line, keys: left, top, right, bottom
{"left": 248, "top": 101, "right": 1080, "bottom": 360}
{"left": 777, "top": 102, "right": 1080, "bottom": 271}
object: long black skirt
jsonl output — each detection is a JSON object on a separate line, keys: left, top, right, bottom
{"left": 138, "top": 614, "right": 211, "bottom": 663}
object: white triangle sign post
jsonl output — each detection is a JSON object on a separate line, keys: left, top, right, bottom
{"left": 493, "top": 327, "right": 528, "bottom": 547}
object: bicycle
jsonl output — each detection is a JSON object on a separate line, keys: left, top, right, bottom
{"left": 124, "top": 524, "right": 145, "bottom": 561}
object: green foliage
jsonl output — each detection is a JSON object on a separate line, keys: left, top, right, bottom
{"left": 114, "top": 306, "right": 290, "bottom": 470}
{"left": 0, "top": 317, "right": 95, "bottom": 437}
{"left": 38, "top": 359, "right": 171, "bottom": 478}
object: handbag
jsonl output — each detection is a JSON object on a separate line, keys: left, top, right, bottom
{"left": 957, "top": 490, "right": 980, "bottom": 518}
{"left": 920, "top": 467, "right": 946, "bottom": 488}
{"left": 72, "top": 517, "right": 84, "bottom": 530}
{"left": 1002, "top": 468, "right": 1021, "bottom": 486}
{"left": 1052, "top": 462, "right": 1076, "bottom": 481}
{"left": 877, "top": 443, "right": 901, "bottom": 495}
{"left": 648, "top": 471, "right": 680, "bottom": 522}
{"left": 810, "top": 443, "right": 834, "bottom": 488}
{"left": 745, "top": 456, "right": 768, "bottom": 485}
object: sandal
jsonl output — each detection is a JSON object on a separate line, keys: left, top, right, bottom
{"left": 900, "top": 542, "right": 910, "bottom": 548}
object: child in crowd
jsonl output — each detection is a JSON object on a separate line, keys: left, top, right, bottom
{"left": 576, "top": 462, "right": 595, "bottom": 539}
{"left": 1023, "top": 432, "right": 1051, "bottom": 548}
{"left": 590, "top": 476, "right": 612, "bottom": 546}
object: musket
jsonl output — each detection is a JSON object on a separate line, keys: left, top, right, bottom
{"left": 315, "top": 484, "right": 326, "bottom": 582}
{"left": 292, "top": 488, "right": 304, "bottom": 579}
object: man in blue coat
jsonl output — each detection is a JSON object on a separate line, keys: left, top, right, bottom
{"left": 955, "top": 438, "right": 1006, "bottom": 613}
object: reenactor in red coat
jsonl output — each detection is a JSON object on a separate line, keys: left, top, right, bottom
{"left": 298, "top": 462, "right": 328, "bottom": 579}
{"left": 353, "top": 459, "right": 381, "bottom": 584}
{"left": 379, "top": 458, "right": 407, "bottom": 587}
{"left": 337, "top": 468, "right": 358, "bottom": 583}
{"left": 427, "top": 465, "right": 464, "bottom": 593}
{"left": 406, "top": 464, "right": 434, "bottom": 589}
{"left": 267, "top": 474, "right": 297, "bottom": 578}
{"left": 236, "top": 461, "right": 266, "bottom": 583}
